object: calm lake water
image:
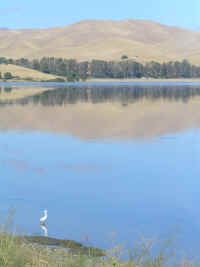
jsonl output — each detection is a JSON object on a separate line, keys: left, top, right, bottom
{"left": 1, "top": 83, "right": 200, "bottom": 258}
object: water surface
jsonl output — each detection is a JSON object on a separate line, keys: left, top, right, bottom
{"left": 1, "top": 83, "right": 200, "bottom": 258}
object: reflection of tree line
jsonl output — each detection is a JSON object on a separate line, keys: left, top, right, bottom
{"left": 2, "top": 86, "right": 200, "bottom": 106}
{"left": 17, "top": 86, "right": 200, "bottom": 106}
{"left": 0, "top": 87, "right": 12, "bottom": 93}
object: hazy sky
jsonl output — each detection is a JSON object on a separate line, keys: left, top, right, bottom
{"left": 0, "top": 0, "right": 199, "bottom": 30}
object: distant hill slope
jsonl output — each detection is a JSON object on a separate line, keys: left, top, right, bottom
{"left": 0, "top": 64, "right": 60, "bottom": 81}
{"left": 1, "top": 19, "right": 200, "bottom": 64}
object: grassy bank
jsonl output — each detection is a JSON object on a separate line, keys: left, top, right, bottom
{"left": 0, "top": 231, "right": 105, "bottom": 267}
{"left": 0, "top": 231, "right": 197, "bottom": 267}
{"left": 0, "top": 64, "right": 62, "bottom": 82}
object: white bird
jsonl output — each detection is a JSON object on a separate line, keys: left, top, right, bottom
{"left": 40, "top": 210, "right": 48, "bottom": 224}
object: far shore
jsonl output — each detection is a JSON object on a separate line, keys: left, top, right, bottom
{"left": 1, "top": 77, "right": 200, "bottom": 83}
{"left": 88, "top": 78, "right": 200, "bottom": 83}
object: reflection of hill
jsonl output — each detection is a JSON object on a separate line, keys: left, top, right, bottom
{"left": 1, "top": 86, "right": 200, "bottom": 140}
{"left": 0, "top": 86, "right": 49, "bottom": 102}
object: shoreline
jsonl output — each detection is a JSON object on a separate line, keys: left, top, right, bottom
{"left": 88, "top": 78, "right": 200, "bottom": 82}
{"left": 24, "top": 235, "right": 106, "bottom": 257}
{"left": 2, "top": 78, "right": 200, "bottom": 83}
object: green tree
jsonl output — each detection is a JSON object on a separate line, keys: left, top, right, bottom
{"left": 78, "top": 61, "right": 89, "bottom": 81}
{"left": 32, "top": 59, "right": 40, "bottom": 70}
{"left": 4, "top": 87, "right": 12, "bottom": 93}
{"left": 67, "top": 72, "right": 79, "bottom": 82}
{"left": 182, "top": 59, "right": 191, "bottom": 78}
{"left": 121, "top": 55, "right": 128, "bottom": 60}
{"left": 4, "top": 72, "right": 13, "bottom": 80}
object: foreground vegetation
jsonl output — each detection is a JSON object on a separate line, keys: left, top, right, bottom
{"left": 0, "top": 230, "right": 198, "bottom": 267}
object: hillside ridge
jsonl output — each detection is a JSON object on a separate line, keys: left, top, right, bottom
{"left": 1, "top": 19, "right": 200, "bottom": 63}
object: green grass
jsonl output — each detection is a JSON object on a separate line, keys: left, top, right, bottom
{"left": 0, "top": 212, "right": 197, "bottom": 267}
{"left": 0, "top": 230, "right": 198, "bottom": 267}
{"left": 24, "top": 236, "right": 105, "bottom": 257}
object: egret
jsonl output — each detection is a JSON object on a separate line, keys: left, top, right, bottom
{"left": 40, "top": 210, "right": 48, "bottom": 224}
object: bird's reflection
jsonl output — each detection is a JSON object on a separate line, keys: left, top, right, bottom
{"left": 40, "top": 224, "right": 48, "bottom": 237}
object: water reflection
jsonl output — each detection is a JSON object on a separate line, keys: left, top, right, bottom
{"left": 2, "top": 84, "right": 200, "bottom": 257}
{"left": 1, "top": 85, "right": 200, "bottom": 139}
{"left": 0, "top": 87, "right": 12, "bottom": 93}
{"left": 9, "top": 86, "right": 200, "bottom": 105}
{"left": 40, "top": 224, "right": 48, "bottom": 237}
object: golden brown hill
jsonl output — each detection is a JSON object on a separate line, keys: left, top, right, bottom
{"left": 0, "top": 64, "right": 60, "bottom": 81}
{"left": 1, "top": 19, "right": 200, "bottom": 64}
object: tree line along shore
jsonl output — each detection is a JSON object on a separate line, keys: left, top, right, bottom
{"left": 0, "top": 56, "right": 200, "bottom": 82}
